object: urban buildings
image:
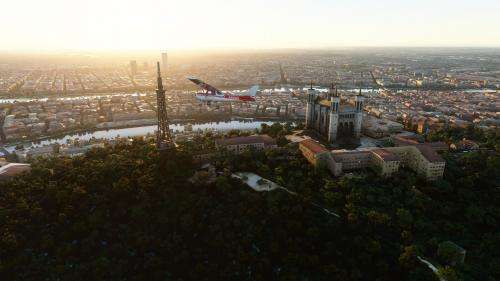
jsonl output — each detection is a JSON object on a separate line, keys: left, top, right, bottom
{"left": 2, "top": 49, "right": 498, "bottom": 96}
{"left": 0, "top": 50, "right": 496, "bottom": 178}
{"left": 362, "top": 115, "right": 404, "bottom": 138}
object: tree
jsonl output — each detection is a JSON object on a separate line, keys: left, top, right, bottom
{"left": 399, "top": 245, "right": 418, "bottom": 269}
{"left": 437, "top": 266, "right": 460, "bottom": 281}
{"left": 0, "top": 131, "right": 498, "bottom": 280}
{"left": 396, "top": 208, "right": 414, "bottom": 229}
{"left": 437, "top": 241, "right": 465, "bottom": 266}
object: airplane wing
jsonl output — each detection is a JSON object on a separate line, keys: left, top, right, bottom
{"left": 187, "top": 77, "right": 222, "bottom": 94}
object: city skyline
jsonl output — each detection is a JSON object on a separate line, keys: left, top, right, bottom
{"left": 1, "top": 0, "right": 500, "bottom": 51}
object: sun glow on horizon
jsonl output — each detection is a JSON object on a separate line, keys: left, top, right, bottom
{"left": 1, "top": 0, "right": 499, "bottom": 51}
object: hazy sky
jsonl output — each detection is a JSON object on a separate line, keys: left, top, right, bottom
{"left": 1, "top": 0, "right": 499, "bottom": 51}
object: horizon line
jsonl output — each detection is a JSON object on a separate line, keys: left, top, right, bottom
{"left": 1, "top": 46, "right": 500, "bottom": 55}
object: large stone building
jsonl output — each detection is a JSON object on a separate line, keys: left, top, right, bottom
{"left": 299, "top": 139, "right": 446, "bottom": 181}
{"left": 215, "top": 135, "right": 277, "bottom": 154}
{"left": 299, "top": 139, "right": 335, "bottom": 169}
{"left": 386, "top": 145, "right": 446, "bottom": 181}
{"left": 305, "top": 85, "right": 365, "bottom": 143}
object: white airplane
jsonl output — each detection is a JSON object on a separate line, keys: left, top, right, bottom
{"left": 188, "top": 77, "right": 259, "bottom": 102}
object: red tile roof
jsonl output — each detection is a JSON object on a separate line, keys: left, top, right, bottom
{"left": 331, "top": 150, "right": 371, "bottom": 161}
{"left": 428, "top": 141, "right": 449, "bottom": 151}
{"left": 415, "top": 144, "right": 444, "bottom": 163}
{"left": 371, "top": 149, "right": 401, "bottom": 162}
{"left": 394, "top": 135, "right": 420, "bottom": 145}
{"left": 216, "top": 135, "right": 276, "bottom": 146}
{"left": 300, "top": 139, "right": 328, "bottom": 154}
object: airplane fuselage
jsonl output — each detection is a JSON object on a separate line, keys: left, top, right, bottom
{"left": 195, "top": 93, "right": 255, "bottom": 102}
{"left": 188, "top": 76, "right": 257, "bottom": 103}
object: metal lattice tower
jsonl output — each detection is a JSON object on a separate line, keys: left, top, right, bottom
{"left": 155, "top": 62, "right": 174, "bottom": 150}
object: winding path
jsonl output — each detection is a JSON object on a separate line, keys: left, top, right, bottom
{"left": 417, "top": 256, "right": 445, "bottom": 281}
{"left": 233, "top": 172, "right": 340, "bottom": 218}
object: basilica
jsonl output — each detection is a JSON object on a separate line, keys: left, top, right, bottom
{"left": 305, "top": 85, "right": 365, "bottom": 143}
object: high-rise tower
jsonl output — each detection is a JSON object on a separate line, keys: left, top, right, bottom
{"left": 155, "top": 62, "right": 174, "bottom": 150}
{"left": 130, "top": 60, "right": 138, "bottom": 76}
{"left": 161, "top": 52, "right": 168, "bottom": 76}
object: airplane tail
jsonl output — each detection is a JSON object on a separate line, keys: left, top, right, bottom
{"left": 248, "top": 85, "right": 259, "bottom": 96}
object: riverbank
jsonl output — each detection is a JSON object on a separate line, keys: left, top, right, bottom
{"left": 1, "top": 116, "right": 296, "bottom": 149}
{"left": 2, "top": 119, "right": 290, "bottom": 152}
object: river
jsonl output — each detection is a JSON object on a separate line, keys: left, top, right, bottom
{"left": 0, "top": 92, "right": 147, "bottom": 104}
{"left": 4, "top": 120, "right": 276, "bottom": 152}
{"left": 0, "top": 88, "right": 496, "bottom": 104}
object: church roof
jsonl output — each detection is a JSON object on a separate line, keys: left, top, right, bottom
{"left": 319, "top": 99, "right": 331, "bottom": 107}
{"left": 315, "top": 97, "right": 360, "bottom": 112}
{"left": 340, "top": 104, "right": 356, "bottom": 112}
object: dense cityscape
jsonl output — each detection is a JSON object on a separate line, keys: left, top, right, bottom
{"left": 0, "top": 50, "right": 497, "bottom": 159}
{"left": 1, "top": 49, "right": 499, "bottom": 95}
{"left": 1, "top": 0, "right": 499, "bottom": 279}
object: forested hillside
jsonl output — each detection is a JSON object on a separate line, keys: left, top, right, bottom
{"left": 0, "top": 137, "right": 498, "bottom": 280}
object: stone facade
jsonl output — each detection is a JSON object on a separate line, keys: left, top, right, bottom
{"left": 215, "top": 135, "right": 277, "bottom": 154}
{"left": 299, "top": 139, "right": 338, "bottom": 174}
{"left": 305, "top": 86, "right": 364, "bottom": 143}
{"left": 299, "top": 139, "right": 445, "bottom": 181}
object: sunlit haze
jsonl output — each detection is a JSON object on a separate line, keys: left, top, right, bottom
{"left": 1, "top": 0, "right": 500, "bottom": 51}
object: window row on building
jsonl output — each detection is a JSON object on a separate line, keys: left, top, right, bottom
{"left": 299, "top": 139, "right": 446, "bottom": 181}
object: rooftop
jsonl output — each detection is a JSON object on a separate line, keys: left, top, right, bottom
{"left": 331, "top": 149, "right": 371, "bottom": 161}
{"left": 216, "top": 135, "right": 276, "bottom": 146}
{"left": 415, "top": 144, "right": 445, "bottom": 163}
{"left": 300, "top": 139, "right": 329, "bottom": 154}
{"left": 371, "top": 148, "right": 401, "bottom": 162}
{"left": 428, "top": 141, "right": 449, "bottom": 151}
{"left": 316, "top": 97, "right": 357, "bottom": 113}
{"left": 331, "top": 149, "right": 372, "bottom": 155}
{"left": 394, "top": 135, "right": 421, "bottom": 145}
